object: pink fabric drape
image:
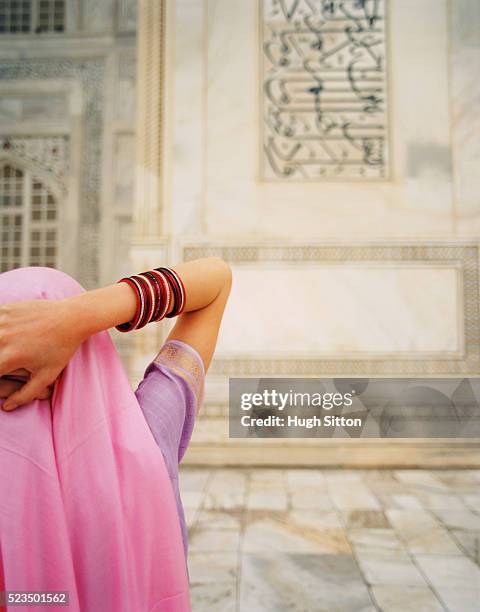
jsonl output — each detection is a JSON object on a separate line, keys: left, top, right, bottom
{"left": 0, "top": 267, "right": 191, "bottom": 612}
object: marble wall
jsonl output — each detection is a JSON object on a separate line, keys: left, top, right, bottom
{"left": 173, "top": 0, "right": 451, "bottom": 238}
{"left": 160, "top": 0, "right": 480, "bottom": 465}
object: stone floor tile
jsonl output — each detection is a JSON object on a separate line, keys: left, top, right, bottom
{"left": 413, "top": 553, "right": 480, "bottom": 590}
{"left": 328, "top": 483, "right": 381, "bottom": 510}
{"left": 386, "top": 509, "right": 461, "bottom": 554}
{"left": 463, "top": 493, "right": 480, "bottom": 512}
{"left": 359, "top": 470, "right": 398, "bottom": 483}
{"left": 239, "top": 553, "right": 375, "bottom": 612}
{"left": 247, "top": 490, "right": 288, "bottom": 511}
{"left": 419, "top": 492, "right": 468, "bottom": 511}
{"left": 190, "top": 581, "right": 237, "bottom": 612}
{"left": 449, "top": 529, "right": 480, "bottom": 562}
{"left": 289, "top": 486, "right": 333, "bottom": 510}
{"left": 195, "top": 509, "right": 242, "bottom": 530}
{"left": 371, "top": 585, "right": 444, "bottom": 611}
{"left": 391, "top": 494, "right": 425, "bottom": 509}
{"left": 434, "top": 470, "right": 480, "bottom": 488}
{"left": 369, "top": 492, "right": 400, "bottom": 509}
{"left": 206, "top": 470, "right": 248, "bottom": 497}
{"left": 435, "top": 586, "right": 480, "bottom": 612}
{"left": 188, "top": 551, "right": 238, "bottom": 584}
{"left": 190, "top": 526, "right": 241, "bottom": 552}
{"left": 431, "top": 508, "right": 480, "bottom": 531}
{"left": 208, "top": 468, "right": 247, "bottom": 483}
{"left": 250, "top": 468, "right": 286, "bottom": 483}
{"left": 204, "top": 490, "right": 247, "bottom": 511}
{"left": 394, "top": 471, "right": 449, "bottom": 491}
{"left": 356, "top": 553, "right": 427, "bottom": 586}
{"left": 179, "top": 467, "right": 212, "bottom": 492}
{"left": 288, "top": 509, "right": 344, "bottom": 530}
{"left": 286, "top": 510, "right": 352, "bottom": 554}
{"left": 249, "top": 481, "right": 288, "bottom": 495}
{"left": 181, "top": 490, "right": 205, "bottom": 510}
{"left": 184, "top": 504, "right": 200, "bottom": 529}
{"left": 341, "top": 509, "right": 389, "bottom": 529}
{"left": 243, "top": 513, "right": 341, "bottom": 554}
{"left": 349, "top": 528, "right": 405, "bottom": 554}
{"left": 323, "top": 470, "right": 363, "bottom": 483}
{"left": 285, "top": 469, "right": 326, "bottom": 487}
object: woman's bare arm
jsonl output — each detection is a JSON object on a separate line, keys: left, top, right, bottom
{"left": 0, "top": 257, "right": 231, "bottom": 410}
{"left": 165, "top": 257, "right": 232, "bottom": 371}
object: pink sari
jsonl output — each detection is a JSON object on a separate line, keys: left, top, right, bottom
{"left": 0, "top": 267, "right": 191, "bottom": 611}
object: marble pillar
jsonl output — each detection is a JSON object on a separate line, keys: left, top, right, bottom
{"left": 129, "top": 0, "right": 170, "bottom": 380}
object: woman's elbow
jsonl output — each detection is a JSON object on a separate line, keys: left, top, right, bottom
{"left": 207, "top": 256, "right": 232, "bottom": 292}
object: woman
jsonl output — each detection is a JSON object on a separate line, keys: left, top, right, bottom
{"left": 0, "top": 257, "right": 232, "bottom": 611}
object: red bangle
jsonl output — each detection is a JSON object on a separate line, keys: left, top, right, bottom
{"left": 140, "top": 271, "right": 161, "bottom": 322}
{"left": 168, "top": 268, "right": 186, "bottom": 316}
{"left": 132, "top": 274, "right": 153, "bottom": 330}
{"left": 159, "top": 269, "right": 178, "bottom": 316}
{"left": 115, "top": 266, "right": 186, "bottom": 332}
{"left": 149, "top": 269, "right": 171, "bottom": 321}
{"left": 155, "top": 267, "right": 185, "bottom": 318}
{"left": 116, "top": 277, "right": 143, "bottom": 332}
{"left": 138, "top": 273, "right": 156, "bottom": 328}
{"left": 155, "top": 268, "right": 174, "bottom": 317}
{"left": 141, "top": 270, "right": 169, "bottom": 322}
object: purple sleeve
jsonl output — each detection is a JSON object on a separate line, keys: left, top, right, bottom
{"left": 134, "top": 340, "right": 205, "bottom": 559}
{"left": 134, "top": 339, "right": 205, "bottom": 476}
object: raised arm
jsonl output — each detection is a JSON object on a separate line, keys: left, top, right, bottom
{"left": 0, "top": 257, "right": 232, "bottom": 410}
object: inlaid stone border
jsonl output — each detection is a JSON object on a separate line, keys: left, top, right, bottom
{"left": 183, "top": 243, "right": 480, "bottom": 376}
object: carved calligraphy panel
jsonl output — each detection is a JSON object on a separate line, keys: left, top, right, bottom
{"left": 261, "top": 0, "right": 389, "bottom": 180}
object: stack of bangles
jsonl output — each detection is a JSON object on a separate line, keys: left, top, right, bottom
{"left": 115, "top": 267, "right": 186, "bottom": 333}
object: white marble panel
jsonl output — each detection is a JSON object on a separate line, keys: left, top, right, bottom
{"left": 215, "top": 265, "right": 460, "bottom": 356}
{"left": 170, "top": 0, "right": 205, "bottom": 238}
{"left": 114, "top": 133, "right": 135, "bottom": 206}
{"left": 390, "top": 0, "right": 452, "bottom": 212}
{"left": 451, "top": 0, "right": 480, "bottom": 227}
{"left": 112, "top": 215, "right": 134, "bottom": 279}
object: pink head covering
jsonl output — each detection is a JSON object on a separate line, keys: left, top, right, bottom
{"left": 0, "top": 267, "right": 191, "bottom": 611}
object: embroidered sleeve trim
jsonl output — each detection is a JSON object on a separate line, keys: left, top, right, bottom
{"left": 153, "top": 340, "right": 205, "bottom": 411}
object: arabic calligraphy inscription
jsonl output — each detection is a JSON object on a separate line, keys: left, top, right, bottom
{"left": 262, "top": 0, "right": 389, "bottom": 180}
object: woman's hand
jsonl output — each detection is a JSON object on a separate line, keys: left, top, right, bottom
{"left": 0, "top": 281, "right": 140, "bottom": 412}
{"left": 0, "top": 300, "right": 85, "bottom": 411}
{"left": 0, "top": 256, "right": 232, "bottom": 411}
{"left": 0, "top": 370, "right": 54, "bottom": 403}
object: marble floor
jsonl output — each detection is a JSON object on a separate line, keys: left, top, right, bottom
{"left": 179, "top": 468, "right": 480, "bottom": 612}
